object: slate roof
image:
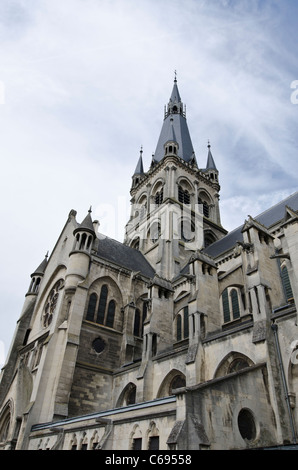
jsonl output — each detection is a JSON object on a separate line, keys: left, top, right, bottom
{"left": 133, "top": 154, "right": 144, "bottom": 175}
{"left": 154, "top": 112, "right": 195, "bottom": 163}
{"left": 204, "top": 191, "right": 298, "bottom": 259}
{"left": 154, "top": 81, "right": 195, "bottom": 163}
{"left": 206, "top": 146, "right": 217, "bottom": 170}
{"left": 76, "top": 209, "right": 96, "bottom": 234}
{"left": 31, "top": 254, "right": 48, "bottom": 276}
{"left": 96, "top": 235, "right": 155, "bottom": 278}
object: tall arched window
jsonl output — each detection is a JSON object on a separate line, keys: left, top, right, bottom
{"left": 133, "top": 305, "right": 147, "bottom": 337}
{"left": 183, "top": 306, "right": 189, "bottom": 338}
{"left": 222, "top": 288, "right": 230, "bottom": 323}
{"left": 231, "top": 289, "right": 240, "bottom": 319}
{"left": 96, "top": 285, "right": 108, "bottom": 324}
{"left": 86, "top": 293, "right": 97, "bottom": 322}
{"left": 134, "top": 309, "right": 141, "bottom": 337}
{"left": 106, "top": 300, "right": 116, "bottom": 328}
{"left": 176, "top": 307, "right": 189, "bottom": 342}
{"left": 281, "top": 266, "right": 294, "bottom": 303}
{"left": 86, "top": 285, "right": 117, "bottom": 328}
{"left": 222, "top": 287, "right": 242, "bottom": 323}
{"left": 0, "top": 410, "right": 10, "bottom": 444}
{"left": 176, "top": 315, "right": 182, "bottom": 342}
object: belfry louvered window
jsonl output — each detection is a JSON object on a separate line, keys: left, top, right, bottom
{"left": 178, "top": 186, "right": 190, "bottom": 204}
{"left": 155, "top": 188, "right": 163, "bottom": 205}
{"left": 281, "top": 266, "right": 294, "bottom": 303}
{"left": 198, "top": 198, "right": 209, "bottom": 218}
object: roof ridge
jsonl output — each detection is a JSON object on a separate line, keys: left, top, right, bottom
{"left": 255, "top": 191, "right": 298, "bottom": 222}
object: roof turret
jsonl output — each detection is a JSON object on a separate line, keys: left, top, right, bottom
{"left": 74, "top": 207, "right": 96, "bottom": 235}
{"left": 31, "top": 252, "right": 48, "bottom": 277}
{"left": 206, "top": 142, "right": 217, "bottom": 171}
{"left": 133, "top": 147, "right": 144, "bottom": 175}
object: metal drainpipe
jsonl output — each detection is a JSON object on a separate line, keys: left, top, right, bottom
{"left": 271, "top": 322, "right": 297, "bottom": 444}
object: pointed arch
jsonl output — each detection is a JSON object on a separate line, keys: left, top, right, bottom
{"left": 146, "top": 421, "right": 160, "bottom": 450}
{"left": 281, "top": 264, "right": 294, "bottom": 303}
{"left": 85, "top": 276, "right": 123, "bottom": 330}
{"left": 130, "top": 424, "right": 143, "bottom": 450}
{"left": 174, "top": 307, "right": 189, "bottom": 342}
{"left": 106, "top": 300, "right": 116, "bottom": 328}
{"left": 86, "top": 292, "right": 97, "bottom": 322}
{"left": 116, "top": 382, "right": 137, "bottom": 408}
{"left": 214, "top": 352, "right": 254, "bottom": 379}
{"left": 176, "top": 176, "right": 194, "bottom": 193}
{"left": 151, "top": 179, "right": 165, "bottom": 207}
{"left": 0, "top": 400, "right": 13, "bottom": 445}
{"left": 156, "top": 369, "right": 186, "bottom": 398}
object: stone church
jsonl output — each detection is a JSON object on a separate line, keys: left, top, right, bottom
{"left": 1, "top": 78, "right": 298, "bottom": 450}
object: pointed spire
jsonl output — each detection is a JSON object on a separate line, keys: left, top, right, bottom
{"left": 155, "top": 76, "right": 194, "bottom": 163}
{"left": 32, "top": 252, "right": 48, "bottom": 276}
{"left": 206, "top": 141, "right": 217, "bottom": 170}
{"left": 170, "top": 71, "right": 181, "bottom": 104}
{"left": 76, "top": 208, "right": 96, "bottom": 234}
{"left": 134, "top": 146, "right": 144, "bottom": 175}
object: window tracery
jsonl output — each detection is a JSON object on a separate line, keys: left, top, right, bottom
{"left": 43, "top": 279, "right": 64, "bottom": 328}
{"left": 86, "top": 285, "right": 116, "bottom": 328}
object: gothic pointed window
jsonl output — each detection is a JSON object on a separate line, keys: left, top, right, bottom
{"left": 96, "top": 285, "right": 108, "bottom": 324}
{"left": 231, "top": 289, "right": 240, "bottom": 319}
{"left": 176, "top": 307, "right": 189, "bottom": 342}
{"left": 134, "top": 309, "right": 141, "bottom": 337}
{"left": 176, "top": 315, "right": 182, "bottom": 342}
{"left": 86, "top": 285, "right": 117, "bottom": 329}
{"left": 0, "top": 404, "right": 11, "bottom": 444}
{"left": 169, "top": 375, "right": 186, "bottom": 394}
{"left": 281, "top": 266, "right": 294, "bottom": 303}
{"left": 106, "top": 300, "right": 115, "bottom": 328}
{"left": 222, "top": 288, "right": 230, "bottom": 323}
{"left": 86, "top": 293, "right": 97, "bottom": 322}
{"left": 183, "top": 306, "right": 189, "bottom": 338}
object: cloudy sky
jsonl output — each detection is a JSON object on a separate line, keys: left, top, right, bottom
{"left": 0, "top": 0, "right": 298, "bottom": 367}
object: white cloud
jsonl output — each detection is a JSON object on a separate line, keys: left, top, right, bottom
{"left": 0, "top": 0, "right": 298, "bottom": 360}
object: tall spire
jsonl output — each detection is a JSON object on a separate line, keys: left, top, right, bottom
{"left": 154, "top": 76, "right": 195, "bottom": 163}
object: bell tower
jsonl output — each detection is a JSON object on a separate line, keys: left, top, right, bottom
{"left": 125, "top": 77, "right": 226, "bottom": 279}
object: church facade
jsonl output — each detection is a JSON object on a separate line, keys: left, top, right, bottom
{"left": 1, "top": 79, "right": 298, "bottom": 450}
